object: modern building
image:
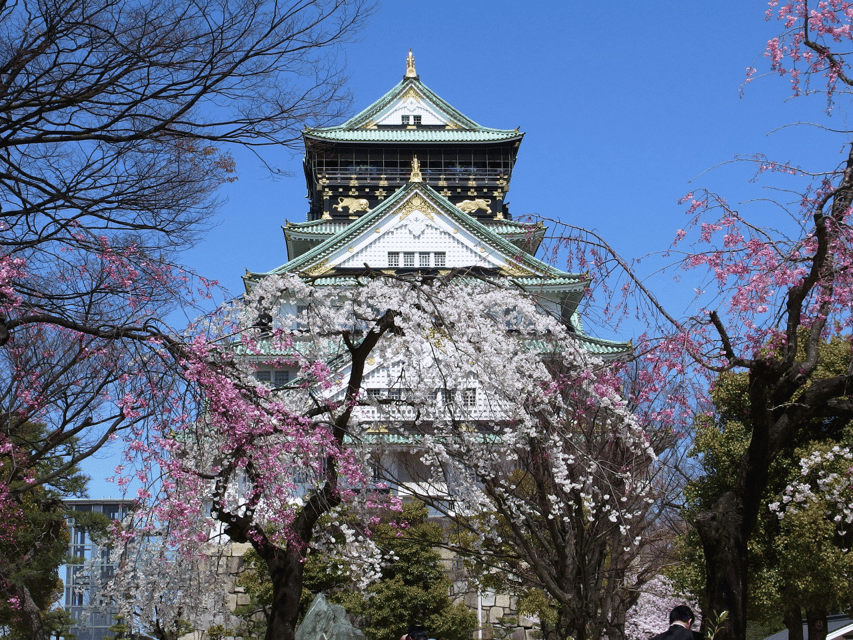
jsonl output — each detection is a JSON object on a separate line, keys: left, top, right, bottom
{"left": 64, "top": 499, "right": 132, "bottom": 640}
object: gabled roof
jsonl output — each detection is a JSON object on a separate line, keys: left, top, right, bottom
{"left": 303, "top": 53, "right": 523, "bottom": 145}
{"left": 282, "top": 216, "right": 546, "bottom": 260}
{"left": 246, "top": 180, "right": 585, "bottom": 293}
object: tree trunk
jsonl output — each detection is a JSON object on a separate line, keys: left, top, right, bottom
{"left": 806, "top": 610, "right": 828, "bottom": 640}
{"left": 265, "top": 545, "right": 307, "bottom": 640}
{"left": 782, "top": 605, "right": 803, "bottom": 640}
{"left": 695, "top": 491, "right": 747, "bottom": 640}
{"left": 13, "top": 584, "right": 47, "bottom": 640}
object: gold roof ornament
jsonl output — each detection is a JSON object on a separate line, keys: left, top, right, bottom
{"left": 409, "top": 155, "right": 423, "bottom": 182}
{"left": 405, "top": 49, "right": 417, "bottom": 78}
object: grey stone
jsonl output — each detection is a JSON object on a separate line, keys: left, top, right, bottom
{"left": 463, "top": 592, "right": 479, "bottom": 608}
{"left": 296, "top": 593, "right": 365, "bottom": 640}
{"left": 481, "top": 591, "right": 496, "bottom": 607}
{"left": 512, "top": 628, "right": 528, "bottom": 640}
{"left": 495, "top": 595, "right": 510, "bottom": 608}
{"left": 518, "top": 615, "right": 537, "bottom": 628}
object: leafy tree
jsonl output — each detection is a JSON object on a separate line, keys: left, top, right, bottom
{"left": 232, "top": 502, "right": 476, "bottom": 640}
{"left": 673, "top": 338, "right": 853, "bottom": 640}
{"left": 0, "top": 423, "right": 91, "bottom": 640}
{"left": 332, "top": 501, "right": 476, "bottom": 640}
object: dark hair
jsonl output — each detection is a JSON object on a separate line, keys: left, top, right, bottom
{"left": 408, "top": 625, "right": 429, "bottom": 640}
{"left": 670, "top": 606, "right": 694, "bottom": 626}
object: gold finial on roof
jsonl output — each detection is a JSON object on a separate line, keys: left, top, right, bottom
{"left": 409, "top": 155, "right": 423, "bottom": 182}
{"left": 405, "top": 49, "right": 417, "bottom": 78}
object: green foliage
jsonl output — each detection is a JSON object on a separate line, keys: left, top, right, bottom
{"left": 327, "top": 501, "right": 476, "bottom": 640}
{"left": 235, "top": 502, "right": 477, "bottom": 640}
{"left": 674, "top": 336, "right": 853, "bottom": 625}
{"left": 105, "top": 615, "right": 132, "bottom": 640}
{"left": 0, "top": 423, "right": 92, "bottom": 639}
{"left": 43, "top": 607, "right": 76, "bottom": 640}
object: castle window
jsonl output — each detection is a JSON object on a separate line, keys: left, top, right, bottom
{"left": 434, "top": 252, "right": 446, "bottom": 267}
{"left": 296, "top": 304, "right": 309, "bottom": 330}
{"left": 462, "top": 388, "right": 477, "bottom": 409}
{"left": 419, "top": 252, "right": 430, "bottom": 267}
{"left": 388, "top": 252, "right": 400, "bottom": 267}
{"left": 367, "top": 388, "right": 382, "bottom": 399}
{"left": 403, "top": 252, "right": 415, "bottom": 267}
{"left": 255, "top": 369, "right": 290, "bottom": 386}
{"left": 401, "top": 115, "right": 410, "bottom": 125}
{"left": 413, "top": 115, "right": 422, "bottom": 125}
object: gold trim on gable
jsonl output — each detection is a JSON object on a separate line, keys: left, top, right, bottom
{"left": 303, "top": 258, "right": 331, "bottom": 277}
{"left": 501, "top": 259, "right": 537, "bottom": 277}
{"left": 400, "top": 86, "right": 422, "bottom": 102}
{"left": 398, "top": 193, "right": 435, "bottom": 221}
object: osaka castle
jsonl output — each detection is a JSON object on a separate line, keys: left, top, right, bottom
{"left": 243, "top": 50, "right": 628, "bottom": 367}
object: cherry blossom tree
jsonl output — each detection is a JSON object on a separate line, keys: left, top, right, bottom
{"left": 105, "top": 269, "right": 653, "bottom": 640}
{"left": 624, "top": 576, "right": 701, "bottom": 640}
{"left": 0, "top": 1, "right": 372, "bottom": 637}
{"left": 526, "top": 4, "right": 853, "bottom": 638}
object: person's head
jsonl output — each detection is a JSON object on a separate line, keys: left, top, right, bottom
{"left": 669, "top": 605, "right": 695, "bottom": 628}
{"left": 407, "top": 625, "right": 428, "bottom": 640}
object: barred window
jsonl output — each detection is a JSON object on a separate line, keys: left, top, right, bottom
{"left": 413, "top": 115, "right": 422, "bottom": 125}
{"left": 401, "top": 115, "right": 410, "bottom": 125}
{"left": 434, "top": 252, "right": 446, "bottom": 267}
{"left": 388, "top": 252, "right": 400, "bottom": 267}
{"left": 255, "top": 370, "right": 271, "bottom": 383}
{"left": 419, "top": 252, "right": 430, "bottom": 267}
{"left": 462, "top": 388, "right": 477, "bottom": 408}
{"left": 403, "top": 252, "right": 415, "bottom": 267}
{"left": 274, "top": 370, "right": 290, "bottom": 386}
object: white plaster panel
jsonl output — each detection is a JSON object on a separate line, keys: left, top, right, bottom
{"left": 374, "top": 96, "right": 448, "bottom": 126}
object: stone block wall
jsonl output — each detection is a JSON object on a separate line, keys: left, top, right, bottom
{"left": 439, "top": 550, "right": 541, "bottom": 640}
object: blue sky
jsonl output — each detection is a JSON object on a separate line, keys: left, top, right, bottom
{"left": 85, "top": 1, "right": 849, "bottom": 497}
{"left": 186, "top": 0, "right": 844, "bottom": 298}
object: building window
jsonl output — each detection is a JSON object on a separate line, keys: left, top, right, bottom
{"left": 367, "top": 388, "right": 382, "bottom": 399}
{"left": 401, "top": 115, "right": 410, "bottom": 125}
{"left": 388, "top": 252, "right": 400, "bottom": 267}
{"left": 296, "top": 304, "right": 309, "bottom": 331}
{"left": 403, "top": 252, "right": 415, "bottom": 267}
{"left": 388, "top": 388, "right": 402, "bottom": 401}
{"left": 434, "top": 252, "right": 446, "bottom": 267}
{"left": 462, "top": 388, "right": 477, "bottom": 409}
{"left": 419, "top": 252, "right": 430, "bottom": 267}
{"left": 413, "top": 115, "right": 422, "bottom": 125}
{"left": 255, "top": 370, "right": 290, "bottom": 386}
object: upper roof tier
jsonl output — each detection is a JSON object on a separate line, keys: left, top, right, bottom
{"left": 303, "top": 50, "right": 523, "bottom": 145}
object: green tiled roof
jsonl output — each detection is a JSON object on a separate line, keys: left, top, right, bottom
{"left": 304, "top": 76, "right": 522, "bottom": 145}
{"left": 305, "top": 129, "right": 521, "bottom": 143}
{"left": 284, "top": 220, "right": 351, "bottom": 237}
{"left": 247, "top": 181, "right": 587, "bottom": 293}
